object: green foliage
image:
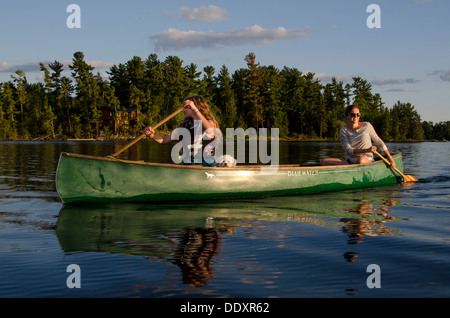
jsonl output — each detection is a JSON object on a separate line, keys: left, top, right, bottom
{"left": 0, "top": 51, "right": 446, "bottom": 141}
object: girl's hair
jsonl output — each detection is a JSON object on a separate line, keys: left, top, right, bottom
{"left": 344, "top": 104, "right": 360, "bottom": 117}
{"left": 178, "top": 95, "right": 220, "bottom": 129}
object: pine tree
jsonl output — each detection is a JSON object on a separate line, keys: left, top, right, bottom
{"left": 25, "top": 83, "right": 45, "bottom": 137}
{"left": 244, "top": 53, "right": 264, "bottom": 129}
{"left": 1, "top": 83, "right": 17, "bottom": 139}
{"left": 390, "top": 106, "right": 401, "bottom": 141}
{"left": 185, "top": 63, "right": 202, "bottom": 96}
{"left": 144, "top": 54, "right": 164, "bottom": 119}
{"left": 161, "top": 56, "right": 187, "bottom": 129}
{"left": 231, "top": 68, "right": 247, "bottom": 129}
{"left": 323, "top": 78, "right": 346, "bottom": 139}
{"left": 302, "top": 72, "right": 324, "bottom": 138}
{"left": 0, "top": 83, "right": 4, "bottom": 139}
{"left": 108, "top": 63, "right": 130, "bottom": 108}
{"left": 215, "top": 65, "right": 237, "bottom": 129}
{"left": 41, "top": 94, "right": 56, "bottom": 137}
{"left": 351, "top": 77, "right": 376, "bottom": 123}
{"left": 280, "top": 67, "right": 306, "bottom": 136}
{"left": 201, "top": 66, "right": 216, "bottom": 101}
{"left": 261, "top": 65, "right": 288, "bottom": 137}
{"left": 69, "top": 51, "right": 100, "bottom": 138}
{"left": 379, "top": 106, "right": 392, "bottom": 141}
{"left": 11, "top": 70, "right": 27, "bottom": 136}
{"left": 48, "top": 61, "right": 64, "bottom": 96}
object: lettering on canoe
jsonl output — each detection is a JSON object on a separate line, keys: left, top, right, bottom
{"left": 287, "top": 170, "right": 319, "bottom": 177}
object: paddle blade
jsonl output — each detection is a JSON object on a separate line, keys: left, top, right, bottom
{"left": 403, "top": 174, "right": 419, "bottom": 182}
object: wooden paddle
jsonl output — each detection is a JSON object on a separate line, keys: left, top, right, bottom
{"left": 109, "top": 107, "right": 184, "bottom": 158}
{"left": 374, "top": 150, "right": 418, "bottom": 182}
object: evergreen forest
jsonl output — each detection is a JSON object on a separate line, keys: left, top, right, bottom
{"left": 0, "top": 51, "right": 448, "bottom": 141}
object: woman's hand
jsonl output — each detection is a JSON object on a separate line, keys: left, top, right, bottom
{"left": 144, "top": 126, "right": 155, "bottom": 139}
{"left": 367, "top": 146, "right": 377, "bottom": 153}
{"left": 183, "top": 100, "right": 201, "bottom": 117}
{"left": 183, "top": 99, "right": 197, "bottom": 111}
{"left": 389, "top": 155, "right": 396, "bottom": 169}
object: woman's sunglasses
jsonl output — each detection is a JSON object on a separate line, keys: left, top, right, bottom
{"left": 350, "top": 113, "right": 361, "bottom": 118}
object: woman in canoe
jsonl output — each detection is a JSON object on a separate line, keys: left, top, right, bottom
{"left": 321, "top": 104, "right": 396, "bottom": 168}
{"left": 144, "top": 95, "right": 220, "bottom": 167}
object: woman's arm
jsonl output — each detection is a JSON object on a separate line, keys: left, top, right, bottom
{"left": 186, "top": 101, "right": 216, "bottom": 138}
{"left": 192, "top": 111, "right": 215, "bottom": 131}
{"left": 340, "top": 128, "right": 354, "bottom": 157}
{"left": 382, "top": 149, "right": 396, "bottom": 168}
{"left": 144, "top": 126, "right": 172, "bottom": 144}
{"left": 367, "top": 123, "right": 396, "bottom": 168}
{"left": 353, "top": 146, "right": 377, "bottom": 154}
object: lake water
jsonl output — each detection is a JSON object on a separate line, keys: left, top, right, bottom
{"left": 1, "top": 141, "right": 449, "bottom": 305}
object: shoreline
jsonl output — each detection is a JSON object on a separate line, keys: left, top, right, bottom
{"left": 0, "top": 136, "right": 445, "bottom": 143}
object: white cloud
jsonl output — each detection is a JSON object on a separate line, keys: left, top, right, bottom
{"left": 0, "top": 61, "right": 42, "bottom": 73}
{"left": 0, "top": 62, "right": 9, "bottom": 70}
{"left": 306, "top": 71, "right": 356, "bottom": 83}
{"left": 385, "top": 88, "right": 423, "bottom": 92}
{"left": 371, "top": 78, "right": 419, "bottom": 85}
{"left": 0, "top": 60, "right": 114, "bottom": 74}
{"left": 87, "top": 61, "right": 115, "bottom": 69}
{"left": 152, "top": 25, "right": 310, "bottom": 51}
{"left": 429, "top": 69, "right": 450, "bottom": 82}
{"left": 164, "top": 5, "right": 227, "bottom": 22}
{"left": 299, "top": 73, "right": 422, "bottom": 88}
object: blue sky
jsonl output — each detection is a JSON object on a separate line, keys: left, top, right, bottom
{"left": 0, "top": 0, "right": 448, "bottom": 122}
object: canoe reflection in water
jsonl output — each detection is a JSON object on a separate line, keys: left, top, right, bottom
{"left": 56, "top": 187, "right": 405, "bottom": 287}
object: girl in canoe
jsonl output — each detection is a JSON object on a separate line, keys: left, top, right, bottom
{"left": 321, "top": 105, "right": 396, "bottom": 168}
{"left": 144, "top": 95, "right": 220, "bottom": 167}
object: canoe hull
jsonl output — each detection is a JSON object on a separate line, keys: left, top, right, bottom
{"left": 55, "top": 152, "right": 404, "bottom": 204}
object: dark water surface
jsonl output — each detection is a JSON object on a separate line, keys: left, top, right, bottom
{"left": 1, "top": 141, "right": 449, "bottom": 299}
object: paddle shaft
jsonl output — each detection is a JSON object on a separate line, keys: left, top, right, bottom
{"left": 110, "top": 107, "right": 184, "bottom": 158}
{"left": 373, "top": 150, "right": 408, "bottom": 179}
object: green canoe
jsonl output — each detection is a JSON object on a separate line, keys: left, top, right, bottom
{"left": 55, "top": 152, "right": 404, "bottom": 204}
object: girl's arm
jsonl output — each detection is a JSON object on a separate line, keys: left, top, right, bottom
{"left": 144, "top": 126, "right": 172, "bottom": 144}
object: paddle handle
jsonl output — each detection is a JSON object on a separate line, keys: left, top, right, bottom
{"left": 373, "top": 150, "right": 405, "bottom": 178}
{"left": 110, "top": 107, "right": 184, "bottom": 158}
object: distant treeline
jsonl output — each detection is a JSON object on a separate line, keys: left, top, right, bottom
{"left": 0, "top": 51, "right": 448, "bottom": 141}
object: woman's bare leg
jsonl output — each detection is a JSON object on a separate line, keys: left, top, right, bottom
{"left": 320, "top": 158, "right": 348, "bottom": 166}
{"left": 358, "top": 156, "right": 373, "bottom": 165}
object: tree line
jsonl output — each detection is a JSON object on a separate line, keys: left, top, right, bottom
{"left": 0, "top": 51, "right": 448, "bottom": 141}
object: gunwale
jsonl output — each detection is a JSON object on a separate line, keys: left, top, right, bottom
{"left": 59, "top": 151, "right": 401, "bottom": 171}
